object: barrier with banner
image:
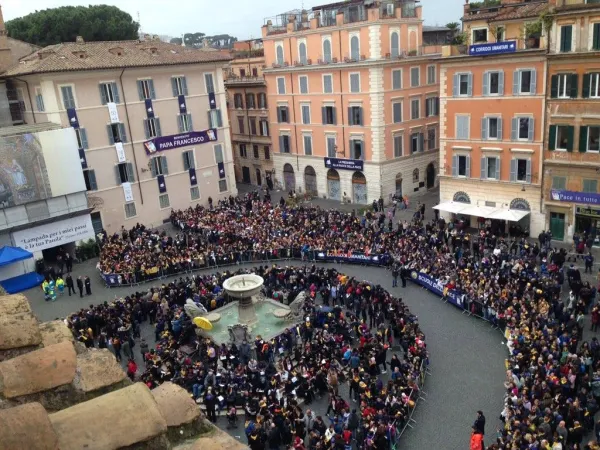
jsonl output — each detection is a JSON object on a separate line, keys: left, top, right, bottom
{"left": 314, "top": 251, "right": 389, "bottom": 266}
{"left": 409, "top": 270, "right": 466, "bottom": 309}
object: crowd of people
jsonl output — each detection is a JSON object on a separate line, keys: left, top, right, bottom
{"left": 89, "top": 192, "right": 600, "bottom": 449}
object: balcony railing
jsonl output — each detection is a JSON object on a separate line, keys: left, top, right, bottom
{"left": 384, "top": 45, "right": 443, "bottom": 59}
{"left": 344, "top": 53, "right": 366, "bottom": 63}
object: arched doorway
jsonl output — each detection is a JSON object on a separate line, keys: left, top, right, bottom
{"left": 304, "top": 166, "right": 317, "bottom": 196}
{"left": 395, "top": 173, "right": 403, "bottom": 197}
{"left": 352, "top": 171, "right": 368, "bottom": 204}
{"left": 255, "top": 168, "right": 262, "bottom": 187}
{"left": 510, "top": 198, "right": 531, "bottom": 236}
{"left": 453, "top": 191, "right": 471, "bottom": 204}
{"left": 426, "top": 163, "right": 435, "bottom": 189}
{"left": 327, "top": 169, "right": 341, "bottom": 201}
{"left": 283, "top": 163, "right": 295, "bottom": 192}
{"left": 242, "top": 166, "right": 251, "bottom": 184}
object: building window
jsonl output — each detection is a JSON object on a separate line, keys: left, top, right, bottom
{"left": 456, "top": 115, "right": 470, "bottom": 139}
{"left": 137, "top": 79, "right": 156, "bottom": 100}
{"left": 299, "top": 75, "right": 309, "bottom": 94}
{"left": 83, "top": 169, "right": 97, "bottom": 191}
{"left": 350, "top": 139, "right": 364, "bottom": 160}
{"left": 472, "top": 28, "right": 488, "bottom": 43}
{"left": 298, "top": 41, "right": 307, "bottom": 64}
{"left": 99, "top": 82, "right": 120, "bottom": 104}
{"left": 249, "top": 118, "right": 257, "bottom": 135}
{"left": 560, "top": 25, "right": 572, "bottom": 52}
{"left": 208, "top": 109, "right": 223, "bottom": 128}
{"left": 279, "top": 135, "right": 291, "bottom": 153}
{"left": 392, "top": 102, "right": 402, "bottom": 123}
{"left": 240, "top": 69, "right": 246, "bottom": 77}
{"left": 178, "top": 113, "right": 193, "bottom": 133}
{"left": 350, "top": 34, "right": 360, "bottom": 60}
{"left": 183, "top": 150, "right": 195, "bottom": 170}
{"left": 159, "top": 193, "right": 170, "bottom": 209}
{"left": 390, "top": 31, "right": 400, "bottom": 58}
{"left": 239, "top": 144, "right": 247, "bottom": 158}
{"left": 234, "top": 94, "right": 244, "bottom": 109}
{"left": 348, "top": 106, "right": 363, "bottom": 126}
{"left": 552, "top": 176, "right": 566, "bottom": 190}
{"left": 583, "top": 179, "right": 598, "bottom": 193}
{"left": 393, "top": 134, "right": 403, "bottom": 157}
{"left": 511, "top": 158, "right": 530, "bottom": 183}
{"left": 60, "top": 85, "right": 76, "bottom": 109}
{"left": 585, "top": 126, "right": 600, "bottom": 152}
{"left": 410, "top": 67, "right": 420, "bottom": 87}
{"left": 584, "top": 73, "right": 600, "bottom": 98}
{"left": 425, "top": 97, "right": 438, "bottom": 117}
{"left": 115, "top": 162, "right": 135, "bottom": 183}
{"left": 323, "top": 38, "right": 332, "bottom": 63}
{"left": 264, "top": 146, "right": 270, "bottom": 159}
{"left": 350, "top": 73, "right": 360, "bottom": 93}
{"left": 496, "top": 26, "right": 505, "bottom": 42}
{"left": 214, "top": 144, "right": 224, "bottom": 164}
{"left": 150, "top": 156, "right": 169, "bottom": 176}
{"left": 301, "top": 104, "right": 311, "bottom": 124}
{"left": 511, "top": 117, "right": 534, "bottom": 141}
{"left": 204, "top": 73, "right": 215, "bottom": 94}
{"left": 410, "top": 132, "right": 423, "bottom": 153}
{"left": 555, "top": 73, "right": 577, "bottom": 99}
{"left": 246, "top": 93, "right": 256, "bottom": 109}
{"left": 326, "top": 135, "right": 336, "bottom": 158}
{"left": 453, "top": 155, "right": 470, "bottom": 177}
{"left": 260, "top": 120, "right": 269, "bottom": 136}
{"left": 412, "top": 168, "right": 419, "bottom": 183}
{"left": 427, "top": 128, "right": 436, "bottom": 150}
{"left": 190, "top": 186, "right": 200, "bottom": 201}
{"left": 124, "top": 202, "right": 137, "bottom": 219}
{"left": 253, "top": 145, "right": 259, "bottom": 159}
{"left": 482, "top": 117, "right": 502, "bottom": 140}
{"left": 171, "top": 76, "right": 188, "bottom": 96}
{"left": 219, "top": 179, "right": 228, "bottom": 192}
{"left": 237, "top": 116, "right": 245, "bottom": 134}
{"left": 144, "top": 118, "right": 162, "bottom": 139}
{"left": 427, "top": 65, "right": 436, "bottom": 84}
{"left": 454, "top": 73, "right": 472, "bottom": 97}
{"left": 410, "top": 98, "right": 420, "bottom": 120}
{"left": 277, "top": 106, "right": 289, "bottom": 123}
{"left": 392, "top": 69, "right": 402, "bottom": 90}
{"left": 277, "top": 77, "right": 286, "bottom": 94}
{"left": 556, "top": 125, "right": 573, "bottom": 151}
{"left": 482, "top": 156, "right": 500, "bottom": 180}
{"left": 322, "top": 105, "right": 336, "bottom": 125}
{"left": 484, "top": 71, "right": 503, "bottom": 95}
{"left": 75, "top": 128, "right": 88, "bottom": 149}
{"left": 303, "top": 135, "right": 313, "bottom": 155}
{"left": 276, "top": 43, "right": 284, "bottom": 65}
{"left": 107, "top": 123, "right": 127, "bottom": 144}
{"left": 323, "top": 74, "right": 333, "bottom": 93}
{"left": 257, "top": 93, "right": 266, "bottom": 108}
{"left": 34, "top": 88, "right": 45, "bottom": 112}
{"left": 513, "top": 69, "right": 536, "bottom": 95}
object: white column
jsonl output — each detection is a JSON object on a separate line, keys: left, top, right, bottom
{"left": 368, "top": 25, "right": 381, "bottom": 60}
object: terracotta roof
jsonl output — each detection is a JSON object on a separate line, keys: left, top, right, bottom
{"left": 2, "top": 39, "right": 232, "bottom": 77}
{"left": 463, "top": 1, "right": 547, "bottom": 23}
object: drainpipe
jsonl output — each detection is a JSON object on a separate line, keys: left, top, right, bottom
{"left": 119, "top": 68, "right": 144, "bottom": 204}
{"left": 13, "top": 77, "right": 36, "bottom": 124}
{"left": 288, "top": 38, "right": 300, "bottom": 172}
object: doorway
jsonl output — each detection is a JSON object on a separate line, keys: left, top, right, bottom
{"left": 283, "top": 163, "right": 296, "bottom": 192}
{"left": 352, "top": 171, "right": 368, "bottom": 204}
{"left": 255, "top": 168, "right": 262, "bottom": 187}
{"left": 550, "top": 212, "right": 565, "bottom": 241}
{"left": 395, "top": 173, "right": 403, "bottom": 197}
{"left": 327, "top": 169, "right": 341, "bottom": 201}
{"left": 242, "top": 166, "right": 251, "bottom": 184}
{"left": 304, "top": 166, "right": 318, "bottom": 196}
{"left": 426, "top": 163, "right": 435, "bottom": 189}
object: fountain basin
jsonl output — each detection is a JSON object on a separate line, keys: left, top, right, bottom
{"left": 222, "top": 274, "right": 264, "bottom": 299}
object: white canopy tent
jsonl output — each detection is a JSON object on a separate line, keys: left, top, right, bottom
{"left": 432, "top": 201, "right": 470, "bottom": 214}
{"left": 433, "top": 202, "right": 530, "bottom": 222}
{"left": 488, "top": 208, "right": 530, "bottom": 222}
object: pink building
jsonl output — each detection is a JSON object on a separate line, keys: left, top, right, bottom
{"left": 262, "top": 0, "right": 441, "bottom": 204}
{"left": 4, "top": 37, "right": 236, "bottom": 233}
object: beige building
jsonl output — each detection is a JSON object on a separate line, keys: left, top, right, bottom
{"left": 224, "top": 43, "right": 274, "bottom": 187}
{"left": 3, "top": 37, "right": 236, "bottom": 233}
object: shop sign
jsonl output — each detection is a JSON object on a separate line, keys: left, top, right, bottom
{"left": 469, "top": 41, "right": 517, "bottom": 56}
{"left": 324, "top": 157, "right": 364, "bottom": 171}
{"left": 550, "top": 190, "right": 600, "bottom": 206}
{"left": 13, "top": 215, "right": 95, "bottom": 252}
{"left": 575, "top": 206, "right": 600, "bottom": 219}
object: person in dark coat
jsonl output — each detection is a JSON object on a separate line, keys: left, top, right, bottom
{"left": 204, "top": 388, "right": 217, "bottom": 422}
{"left": 84, "top": 276, "right": 92, "bottom": 295}
{"left": 77, "top": 276, "right": 84, "bottom": 298}
{"left": 474, "top": 410, "right": 485, "bottom": 435}
{"left": 66, "top": 273, "right": 75, "bottom": 296}
{"left": 65, "top": 252, "right": 73, "bottom": 273}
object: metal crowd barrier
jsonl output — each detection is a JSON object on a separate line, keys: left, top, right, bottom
{"left": 395, "top": 357, "right": 430, "bottom": 446}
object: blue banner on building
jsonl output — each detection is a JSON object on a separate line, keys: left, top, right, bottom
{"left": 178, "top": 95, "right": 187, "bottom": 114}
{"left": 550, "top": 189, "right": 600, "bottom": 206}
{"left": 208, "top": 93, "right": 216, "bottom": 110}
{"left": 469, "top": 41, "right": 517, "bottom": 56}
{"left": 78, "top": 148, "right": 87, "bottom": 169}
{"left": 314, "top": 251, "right": 388, "bottom": 266}
{"left": 409, "top": 270, "right": 466, "bottom": 309}
{"left": 217, "top": 162, "right": 225, "bottom": 179}
{"left": 144, "top": 129, "right": 217, "bottom": 154}
{"left": 145, "top": 98, "right": 155, "bottom": 118}
{"left": 189, "top": 168, "right": 197, "bottom": 186}
{"left": 157, "top": 174, "right": 166, "bottom": 193}
{"left": 67, "top": 108, "right": 79, "bottom": 128}
{"left": 324, "top": 157, "right": 364, "bottom": 172}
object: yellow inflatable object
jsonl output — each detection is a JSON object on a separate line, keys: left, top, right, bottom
{"left": 193, "top": 316, "right": 213, "bottom": 330}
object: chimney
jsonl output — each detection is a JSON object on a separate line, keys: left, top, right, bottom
{"left": 75, "top": 35, "right": 85, "bottom": 44}
{"left": 464, "top": 0, "right": 471, "bottom": 16}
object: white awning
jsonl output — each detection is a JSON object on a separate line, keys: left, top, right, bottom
{"left": 433, "top": 201, "right": 470, "bottom": 214}
{"left": 488, "top": 208, "right": 530, "bottom": 222}
{"left": 459, "top": 205, "right": 499, "bottom": 219}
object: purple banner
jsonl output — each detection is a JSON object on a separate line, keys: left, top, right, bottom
{"left": 178, "top": 95, "right": 187, "bottom": 114}
{"left": 145, "top": 99, "right": 155, "bottom": 118}
{"left": 189, "top": 168, "right": 197, "bottom": 186}
{"left": 144, "top": 129, "right": 218, "bottom": 154}
{"left": 208, "top": 92, "right": 216, "bottom": 110}
{"left": 79, "top": 148, "right": 87, "bottom": 169}
{"left": 67, "top": 108, "right": 79, "bottom": 128}
{"left": 550, "top": 190, "right": 600, "bottom": 206}
{"left": 157, "top": 174, "right": 166, "bottom": 193}
{"left": 218, "top": 162, "right": 225, "bottom": 179}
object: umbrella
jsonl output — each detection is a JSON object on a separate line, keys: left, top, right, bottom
{"left": 193, "top": 316, "right": 213, "bottom": 330}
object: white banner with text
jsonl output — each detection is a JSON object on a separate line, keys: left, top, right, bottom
{"left": 13, "top": 215, "right": 95, "bottom": 252}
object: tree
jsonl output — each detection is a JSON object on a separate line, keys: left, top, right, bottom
{"left": 445, "top": 22, "right": 460, "bottom": 32}
{"left": 6, "top": 5, "right": 139, "bottom": 47}
{"left": 170, "top": 37, "right": 183, "bottom": 46}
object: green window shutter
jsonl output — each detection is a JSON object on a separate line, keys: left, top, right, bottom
{"left": 548, "top": 125, "right": 557, "bottom": 151}
{"left": 550, "top": 75, "right": 558, "bottom": 98}
{"left": 566, "top": 125, "right": 574, "bottom": 152}
{"left": 593, "top": 23, "right": 600, "bottom": 50}
{"left": 582, "top": 74, "right": 591, "bottom": 98}
{"left": 88, "top": 170, "right": 97, "bottom": 190}
{"left": 99, "top": 84, "right": 108, "bottom": 105}
{"left": 112, "top": 83, "right": 120, "bottom": 103}
{"left": 569, "top": 74, "right": 578, "bottom": 98}
{"left": 579, "top": 126, "right": 588, "bottom": 153}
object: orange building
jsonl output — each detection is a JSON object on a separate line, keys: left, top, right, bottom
{"left": 225, "top": 41, "right": 274, "bottom": 187}
{"left": 542, "top": 0, "right": 600, "bottom": 245}
{"left": 437, "top": 0, "right": 549, "bottom": 236}
{"left": 261, "top": 0, "right": 441, "bottom": 204}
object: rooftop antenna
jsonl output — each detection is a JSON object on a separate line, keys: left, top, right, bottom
{"left": 137, "top": 11, "right": 142, "bottom": 33}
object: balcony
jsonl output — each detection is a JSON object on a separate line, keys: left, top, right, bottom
{"left": 224, "top": 76, "right": 266, "bottom": 87}
{"left": 384, "top": 45, "right": 443, "bottom": 59}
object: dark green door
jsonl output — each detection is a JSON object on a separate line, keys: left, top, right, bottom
{"left": 550, "top": 212, "right": 565, "bottom": 241}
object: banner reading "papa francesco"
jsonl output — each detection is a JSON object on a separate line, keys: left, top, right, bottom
{"left": 13, "top": 215, "right": 95, "bottom": 252}
{"left": 144, "top": 129, "right": 218, "bottom": 154}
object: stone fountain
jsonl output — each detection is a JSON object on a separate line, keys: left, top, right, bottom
{"left": 222, "top": 274, "right": 264, "bottom": 325}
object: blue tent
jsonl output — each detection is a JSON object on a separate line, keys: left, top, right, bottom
{"left": 0, "top": 246, "right": 33, "bottom": 267}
